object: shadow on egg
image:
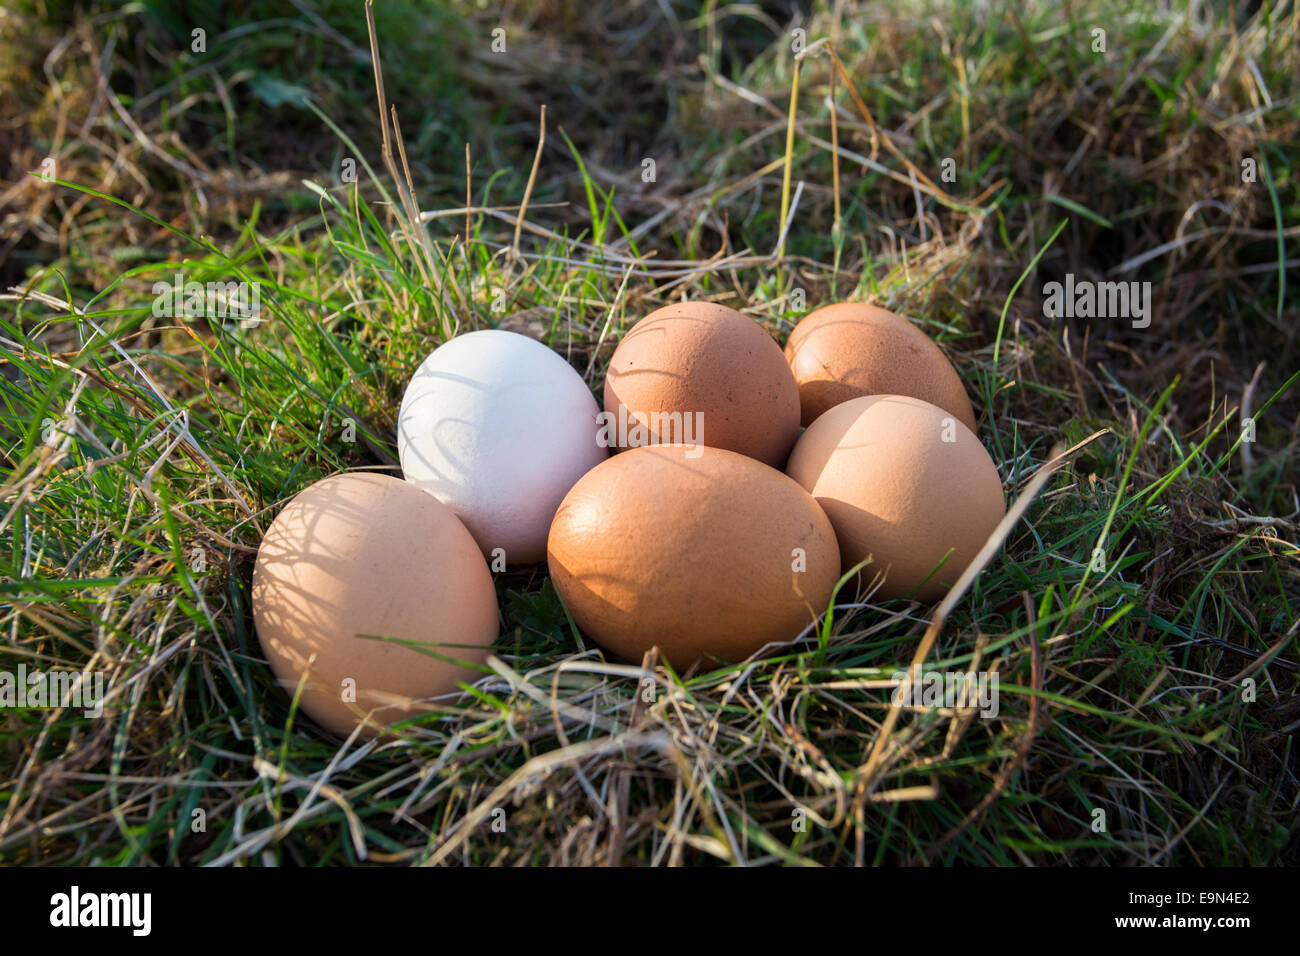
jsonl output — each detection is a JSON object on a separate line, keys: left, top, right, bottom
{"left": 252, "top": 473, "right": 499, "bottom": 737}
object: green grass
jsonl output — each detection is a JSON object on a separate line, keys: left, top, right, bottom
{"left": 0, "top": 0, "right": 1296, "bottom": 865}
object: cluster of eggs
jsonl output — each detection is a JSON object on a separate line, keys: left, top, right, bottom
{"left": 252, "top": 301, "right": 1005, "bottom": 736}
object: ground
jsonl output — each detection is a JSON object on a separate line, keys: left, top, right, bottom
{"left": 0, "top": 0, "right": 1296, "bottom": 865}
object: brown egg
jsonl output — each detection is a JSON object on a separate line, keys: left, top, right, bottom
{"left": 252, "top": 472, "right": 498, "bottom": 737}
{"left": 785, "top": 395, "right": 1004, "bottom": 601}
{"left": 603, "top": 301, "right": 801, "bottom": 468}
{"left": 547, "top": 444, "right": 839, "bottom": 670}
{"left": 785, "top": 302, "right": 977, "bottom": 430}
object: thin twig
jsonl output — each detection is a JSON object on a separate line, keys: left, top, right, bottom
{"left": 915, "top": 593, "right": 1045, "bottom": 864}
{"left": 513, "top": 105, "right": 547, "bottom": 260}
{"left": 850, "top": 444, "right": 1067, "bottom": 863}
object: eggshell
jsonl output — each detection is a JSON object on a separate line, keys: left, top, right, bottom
{"left": 398, "top": 328, "right": 607, "bottom": 565}
{"left": 252, "top": 472, "right": 498, "bottom": 737}
{"left": 785, "top": 395, "right": 1004, "bottom": 601}
{"left": 603, "top": 301, "right": 801, "bottom": 468}
{"left": 785, "top": 302, "right": 977, "bottom": 430}
{"left": 547, "top": 444, "right": 839, "bottom": 670}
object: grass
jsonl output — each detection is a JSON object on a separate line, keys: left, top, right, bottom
{"left": 0, "top": 0, "right": 1297, "bottom": 865}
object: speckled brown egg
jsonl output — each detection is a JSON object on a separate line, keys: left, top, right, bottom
{"left": 785, "top": 302, "right": 977, "bottom": 430}
{"left": 785, "top": 395, "right": 1004, "bottom": 601}
{"left": 252, "top": 472, "right": 498, "bottom": 737}
{"left": 603, "top": 301, "right": 801, "bottom": 468}
{"left": 547, "top": 444, "right": 839, "bottom": 670}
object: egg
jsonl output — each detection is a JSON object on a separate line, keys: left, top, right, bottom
{"left": 785, "top": 395, "right": 1004, "bottom": 601}
{"left": 602, "top": 301, "right": 801, "bottom": 468}
{"left": 785, "top": 302, "right": 977, "bottom": 430}
{"left": 547, "top": 444, "right": 840, "bottom": 670}
{"left": 252, "top": 472, "right": 498, "bottom": 737}
{"left": 398, "top": 328, "right": 607, "bottom": 565}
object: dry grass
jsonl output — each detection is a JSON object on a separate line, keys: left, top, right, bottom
{"left": 0, "top": 0, "right": 1296, "bottom": 865}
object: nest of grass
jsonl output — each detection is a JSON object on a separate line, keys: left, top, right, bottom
{"left": 0, "top": 0, "right": 1296, "bottom": 865}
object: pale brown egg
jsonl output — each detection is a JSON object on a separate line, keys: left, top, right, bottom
{"left": 252, "top": 472, "right": 498, "bottom": 737}
{"left": 785, "top": 302, "right": 977, "bottom": 430}
{"left": 785, "top": 395, "right": 1005, "bottom": 601}
{"left": 602, "top": 301, "right": 801, "bottom": 468}
{"left": 547, "top": 444, "right": 839, "bottom": 670}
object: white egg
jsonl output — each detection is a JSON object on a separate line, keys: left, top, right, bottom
{"left": 397, "top": 329, "right": 606, "bottom": 565}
